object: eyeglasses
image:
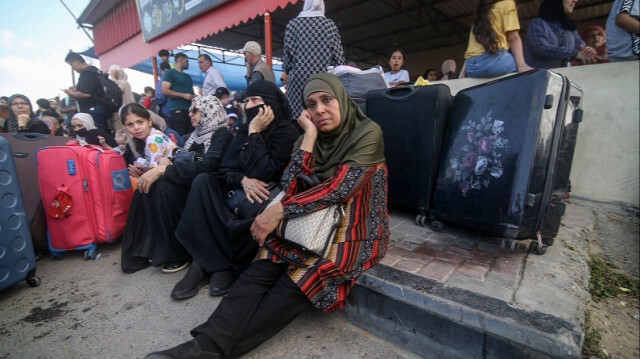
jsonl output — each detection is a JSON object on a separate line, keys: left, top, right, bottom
{"left": 11, "top": 101, "right": 29, "bottom": 107}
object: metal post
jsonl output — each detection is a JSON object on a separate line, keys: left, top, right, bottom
{"left": 264, "top": 12, "right": 273, "bottom": 68}
{"left": 152, "top": 56, "right": 158, "bottom": 85}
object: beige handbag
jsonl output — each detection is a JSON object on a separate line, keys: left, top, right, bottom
{"left": 266, "top": 191, "right": 344, "bottom": 267}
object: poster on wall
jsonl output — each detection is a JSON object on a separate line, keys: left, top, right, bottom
{"left": 136, "top": 0, "right": 230, "bottom": 42}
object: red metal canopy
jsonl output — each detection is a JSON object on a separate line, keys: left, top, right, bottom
{"left": 84, "top": 0, "right": 297, "bottom": 70}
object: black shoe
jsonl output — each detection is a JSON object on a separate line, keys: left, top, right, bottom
{"left": 171, "top": 263, "right": 209, "bottom": 300}
{"left": 145, "top": 335, "right": 222, "bottom": 359}
{"left": 208, "top": 269, "right": 234, "bottom": 297}
{"left": 162, "top": 261, "right": 191, "bottom": 274}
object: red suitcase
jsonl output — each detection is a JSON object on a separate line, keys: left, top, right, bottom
{"left": 0, "top": 133, "right": 70, "bottom": 254}
{"left": 36, "top": 143, "right": 133, "bottom": 259}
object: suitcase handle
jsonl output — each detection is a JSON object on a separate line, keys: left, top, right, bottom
{"left": 12, "top": 132, "right": 50, "bottom": 141}
{"left": 383, "top": 86, "right": 416, "bottom": 100}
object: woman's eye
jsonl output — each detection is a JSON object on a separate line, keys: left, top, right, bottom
{"left": 323, "top": 97, "right": 333, "bottom": 104}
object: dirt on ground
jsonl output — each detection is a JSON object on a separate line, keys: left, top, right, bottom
{"left": 586, "top": 201, "right": 640, "bottom": 359}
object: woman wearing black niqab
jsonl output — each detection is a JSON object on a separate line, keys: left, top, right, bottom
{"left": 170, "top": 80, "right": 300, "bottom": 300}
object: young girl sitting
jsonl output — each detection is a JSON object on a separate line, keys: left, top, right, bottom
{"left": 384, "top": 49, "right": 410, "bottom": 87}
{"left": 120, "top": 103, "right": 177, "bottom": 179}
{"left": 462, "top": 0, "right": 532, "bottom": 78}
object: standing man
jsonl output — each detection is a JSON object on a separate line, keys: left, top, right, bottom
{"left": 155, "top": 61, "right": 172, "bottom": 121}
{"left": 238, "top": 41, "right": 275, "bottom": 85}
{"left": 59, "top": 91, "right": 78, "bottom": 131}
{"left": 161, "top": 53, "right": 195, "bottom": 135}
{"left": 64, "top": 51, "right": 110, "bottom": 131}
{"left": 198, "top": 54, "right": 227, "bottom": 96}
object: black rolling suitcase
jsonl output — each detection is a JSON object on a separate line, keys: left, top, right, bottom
{"left": 366, "top": 85, "right": 452, "bottom": 224}
{"left": 0, "top": 136, "right": 41, "bottom": 291}
{"left": 0, "top": 132, "right": 70, "bottom": 254}
{"left": 431, "top": 70, "right": 583, "bottom": 251}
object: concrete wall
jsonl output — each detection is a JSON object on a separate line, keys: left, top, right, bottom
{"left": 431, "top": 62, "right": 639, "bottom": 206}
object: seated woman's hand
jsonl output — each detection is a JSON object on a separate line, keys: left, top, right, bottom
{"left": 241, "top": 176, "right": 270, "bottom": 204}
{"left": 158, "top": 157, "right": 172, "bottom": 166}
{"left": 128, "top": 164, "right": 144, "bottom": 178}
{"left": 137, "top": 165, "right": 166, "bottom": 193}
{"left": 248, "top": 105, "right": 275, "bottom": 134}
{"left": 97, "top": 136, "right": 112, "bottom": 150}
{"left": 250, "top": 202, "right": 284, "bottom": 246}
{"left": 297, "top": 110, "right": 317, "bottom": 136}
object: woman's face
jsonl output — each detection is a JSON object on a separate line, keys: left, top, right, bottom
{"left": 305, "top": 91, "right": 341, "bottom": 133}
{"left": 190, "top": 107, "right": 202, "bottom": 128}
{"left": 427, "top": 70, "right": 437, "bottom": 81}
{"left": 123, "top": 113, "right": 153, "bottom": 140}
{"left": 587, "top": 30, "right": 605, "bottom": 48}
{"left": 563, "top": 0, "right": 577, "bottom": 14}
{"left": 71, "top": 119, "right": 85, "bottom": 132}
{"left": 10, "top": 98, "right": 31, "bottom": 116}
{"left": 245, "top": 96, "right": 265, "bottom": 109}
{"left": 389, "top": 51, "right": 404, "bottom": 72}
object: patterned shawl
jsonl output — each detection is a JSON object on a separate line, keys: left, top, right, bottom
{"left": 181, "top": 95, "right": 228, "bottom": 153}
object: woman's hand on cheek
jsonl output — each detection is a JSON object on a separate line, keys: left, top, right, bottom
{"left": 298, "top": 110, "right": 317, "bottom": 152}
{"left": 248, "top": 106, "right": 275, "bottom": 134}
{"left": 297, "top": 110, "right": 317, "bottom": 136}
{"left": 250, "top": 202, "right": 284, "bottom": 246}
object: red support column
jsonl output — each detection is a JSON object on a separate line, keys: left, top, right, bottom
{"left": 264, "top": 11, "right": 273, "bottom": 68}
{"left": 152, "top": 56, "right": 158, "bottom": 84}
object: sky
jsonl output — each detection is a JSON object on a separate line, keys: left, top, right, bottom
{"left": 0, "top": 0, "right": 153, "bottom": 102}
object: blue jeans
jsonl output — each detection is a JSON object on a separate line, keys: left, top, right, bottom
{"left": 466, "top": 50, "right": 517, "bottom": 78}
{"left": 86, "top": 105, "right": 110, "bottom": 132}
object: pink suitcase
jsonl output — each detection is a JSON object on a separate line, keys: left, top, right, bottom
{"left": 36, "top": 143, "right": 133, "bottom": 259}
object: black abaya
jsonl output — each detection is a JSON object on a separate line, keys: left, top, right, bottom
{"left": 175, "top": 80, "right": 300, "bottom": 277}
{"left": 120, "top": 128, "right": 232, "bottom": 273}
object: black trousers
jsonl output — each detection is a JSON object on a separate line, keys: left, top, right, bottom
{"left": 169, "top": 108, "right": 193, "bottom": 136}
{"left": 191, "top": 260, "right": 312, "bottom": 357}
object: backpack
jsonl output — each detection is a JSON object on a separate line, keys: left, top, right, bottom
{"left": 81, "top": 67, "right": 123, "bottom": 114}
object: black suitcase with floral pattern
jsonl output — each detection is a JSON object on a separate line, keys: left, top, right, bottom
{"left": 431, "top": 70, "right": 583, "bottom": 249}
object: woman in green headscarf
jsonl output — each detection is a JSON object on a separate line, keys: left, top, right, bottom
{"left": 146, "top": 73, "right": 389, "bottom": 359}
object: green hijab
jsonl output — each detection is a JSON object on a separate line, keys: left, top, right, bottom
{"left": 297, "top": 73, "right": 385, "bottom": 180}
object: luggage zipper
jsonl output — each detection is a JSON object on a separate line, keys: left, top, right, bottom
{"left": 78, "top": 151, "right": 100, "bottom": 242}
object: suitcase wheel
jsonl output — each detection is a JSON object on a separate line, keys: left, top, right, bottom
{"left": 529, "top": 241, "right": 548, "bottom": 255}
{"left": 430, "top": 220, "right": 444, "bottom": 232}
{"left": 415, "top": 215, "right": 429, "bottom": 227}
{"left": 26, "top": 276, "right": 41, "bottom": 287}
{"left": 83, "top": 249, "right": 98, "bottom": 260}
{"left": 51, "top": 252, "right": 64, "bottom": 260}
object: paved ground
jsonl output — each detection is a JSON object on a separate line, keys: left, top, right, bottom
{"left": 0, "top": 198, "right": 630, "bottom": 358}
{"left": 0, "top": 243, "right": 417, "bottom": 359}
{"left": 382, "top": 212, "right": 529, "bottom": 304}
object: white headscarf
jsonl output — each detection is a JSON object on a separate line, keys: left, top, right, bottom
{"left": 298, "top": 0, "right": 325, "bottom": 17}
{"left": 109, "top": 64, "right": 128, "bottom": 80}
{"left": 71, "top": 112, "right": 96, "bottom": 142}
